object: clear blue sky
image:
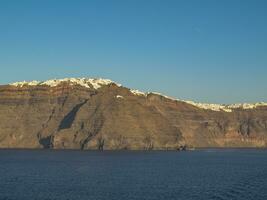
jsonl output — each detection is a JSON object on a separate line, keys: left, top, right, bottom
{"left": 0, "top": 0, "right": 266, "bottom": 103}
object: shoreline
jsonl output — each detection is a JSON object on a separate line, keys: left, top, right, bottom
{"left": 0, "top": 147, "right": 266, "bottom": 151}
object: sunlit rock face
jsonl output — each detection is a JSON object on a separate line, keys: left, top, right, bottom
{"left": 0, "top": 78, "right": 267, "bottom": 150}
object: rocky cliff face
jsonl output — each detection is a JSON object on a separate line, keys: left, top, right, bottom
{"left": 0, "top": 78, "right": 267, "bottom": 149}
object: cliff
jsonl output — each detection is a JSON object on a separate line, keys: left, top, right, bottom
{"left": 0, "top": 78, "right": 266, "bottom": 150}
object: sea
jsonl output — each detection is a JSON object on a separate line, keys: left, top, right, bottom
{"left": 0, "top": 149, "right": 266, "bottom": 200}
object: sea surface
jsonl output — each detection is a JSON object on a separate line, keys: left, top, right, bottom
{"left": 0, "top": 149, "right": 266, "bottom": 200}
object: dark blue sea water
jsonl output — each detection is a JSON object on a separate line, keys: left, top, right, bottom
{"left": 0, "top": 149, "right": 266, "bottom": 200}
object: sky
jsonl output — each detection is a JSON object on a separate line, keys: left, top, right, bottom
{"left": 0, "top": 0, "right": 266, "bottom": 104}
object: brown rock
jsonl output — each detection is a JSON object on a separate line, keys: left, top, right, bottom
{"left": 0, "top": 80, "right": 266, "bottom": 149}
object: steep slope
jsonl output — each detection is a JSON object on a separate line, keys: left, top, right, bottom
{"left": 0, "top": 78, "right": 266, "bottom": 149}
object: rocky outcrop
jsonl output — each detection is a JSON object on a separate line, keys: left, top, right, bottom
{"left": 0, "top": 78, "right": 267, "bottom": 149}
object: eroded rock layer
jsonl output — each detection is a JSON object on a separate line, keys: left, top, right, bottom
{"left": 0, "top": 79, "right": 267, "bottom": 149}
